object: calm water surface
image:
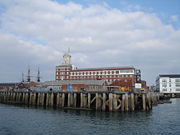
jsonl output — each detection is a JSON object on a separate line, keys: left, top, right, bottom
{"left": 0, "top": 99, "right": 180, "bottom": 135}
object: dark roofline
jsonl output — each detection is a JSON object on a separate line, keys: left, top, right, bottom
{"left": 75, "top": 66, "right": 135, "bottom": 71}
{"left": 159, "top": 74, "right": 180, "bottom": 78}
{"left": 0, "top": 82, "right": 19, "bottom": 86}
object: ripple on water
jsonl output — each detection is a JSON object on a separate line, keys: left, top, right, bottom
{"left": 0, "top": 99, "right": 180, "bottom": 135}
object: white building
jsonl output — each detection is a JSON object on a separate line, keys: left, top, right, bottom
{"left": 156, "top": 74, "right": 180, "bottom": 93}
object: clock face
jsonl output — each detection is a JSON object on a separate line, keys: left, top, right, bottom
{"left": 65, "top": 57, "right": 69, "bottom": 63}
{"left": 64, "top": 55, "right": 70, "bottom": 64}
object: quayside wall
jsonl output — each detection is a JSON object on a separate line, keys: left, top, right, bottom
{"left": 0, "top": 91, "right": 160, "bottom": 112}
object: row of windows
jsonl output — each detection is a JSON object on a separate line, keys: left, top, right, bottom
{"left": 162, "top": 83, "right": 180, "bottom": 87}
{"left": 57, "top": 74, "right": 133, "bottom": 78}
{"left": 56, "top": 78, "right": 129, "bottom": 83}
{"left": 162, "top": 88, "right": 180, "bottom": 91}
{"left": 57, "top": 68, "right": 71, "bottom": 71}
{"left": 56, "top": 76, "right": 132, "bottom": 82}
{"left": 162, "top": 78, "right": 180, "bottom": 82}
{"left": 69, "top": 70, "right": 134, "bottom": 76}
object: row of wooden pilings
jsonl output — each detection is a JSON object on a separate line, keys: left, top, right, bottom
{"left": 0, "top": 91, "right": 160, "bottom": 112}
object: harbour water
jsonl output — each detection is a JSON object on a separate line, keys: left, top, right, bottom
{"left": 0, "top": 99, "right": 180, "bottom": 135}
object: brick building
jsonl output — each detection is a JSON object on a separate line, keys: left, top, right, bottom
{"left": 56, "top": 52, "right": 141, "bottom": 89}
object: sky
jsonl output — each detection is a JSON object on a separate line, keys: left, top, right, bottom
{"left": 0, "top": 0, "right": 179, "bottom": 85}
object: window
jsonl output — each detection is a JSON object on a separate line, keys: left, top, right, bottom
{"left": 162, "top": 79, "right": 167, "bottom": 82}
{"left": 176, "top": 88, "right": 180, "bottom": 91}
{"left": 162, "top": 89, "right": 167, "bottom": 91}
{"left": 175, "top": 79, "right": 180, "bottom": 82}
{"left": 162, "top": 84, "right": 167, "bottom": 87}
{"left": 175, "top": 84, "right": 180, "bottom": 87}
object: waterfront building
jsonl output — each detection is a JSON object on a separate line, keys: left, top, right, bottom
{"left": 43, "top": 80, "right": 107, "bottom": 92}
{"left": 156, "top": 74, "right": 180, "bottom": 93}
{"left": 55, "top": 52, "right": 142, "bottom": 89}
{"left": 0, "top": 83, "right": 18, "bottom": 90}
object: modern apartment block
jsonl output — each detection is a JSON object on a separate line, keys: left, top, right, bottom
{"left": 156, "top": 74, "right": 180, "bottom": 93}
{"left": 55, "top": 52, "right": 142, "bottom": 89}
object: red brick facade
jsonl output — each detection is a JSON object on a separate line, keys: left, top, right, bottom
{"left": 55, "top": 53, "right": 140, "bottom": 89}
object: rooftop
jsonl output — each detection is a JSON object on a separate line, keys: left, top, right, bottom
{"left": 159, "top": 74, "right": 180, "bottom": 78}
{"left": 42, "top": 80, "right": 106, "bottom": 86}
{"left": 75, "top": 66, "right": 135, "bottom": 71}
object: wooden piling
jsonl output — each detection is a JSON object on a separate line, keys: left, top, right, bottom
{"left": 50, "top": 92, "right": 54, "bottom": 107}
{"left": 102, "top": 93, "right": 106, "bottom": 111}
{"left": 46, "top": 93, "right": 49, "bottom": 107}
{"left": 109, "top": 93, "right": 113, "bottom": 112}
{"left": 125, "top": 93, "right": 129, "bottom": 111}
{"left": 113, "top": 94, "right": 117, "bottom": 111}
{"left": 62, "top": 93, "right": 65, "bottom": 107}
{"left": 130, "top": 93, "right": 135, "bottom": 111}
{"left": 0, "top": 91, "right": 159, "bottom": 112}
{"left": 96, "top": 93, "right": 99, "bottom": 110}
{"left": 121, "top": 94, "right": 125, "bottom": 111}
{"left": 80, "top": 93, "right": 83, "bottom": 108}
{"left": 142, "top": 94, "right": 146, "bottom": 111}
{"left": 88, "top": 93, "right": 91, "bottom": 109}
{"left": 56, "top": 93, "right": 60, "bottom": 107}
{"left": 73, "top": 93, "right": 77, "bottom": 107}
{"left": 68, "top": 93, "right": 71, "bottom": 107}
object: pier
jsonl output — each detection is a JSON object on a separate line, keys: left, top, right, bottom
{"left": 0, "top": 91, "right": 160, "bottom": 112}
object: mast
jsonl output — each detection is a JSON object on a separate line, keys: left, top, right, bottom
{"left": 37, "top": 68, "right": 40, "bottom": 82}
{"left": 22, "top": 72, "right": 24, "bottom": 82}
{"left": 27, "top": 67, "right": 31, "bottom": 82}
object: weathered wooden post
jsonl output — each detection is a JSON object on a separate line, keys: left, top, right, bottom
{"left": 147, "top": 93, "right": 151, "bottom": 110}
{"left": 142, "top": 93, "right": 146, "bottom": 111}
{"left": 84, "top": 94, "right": 87, "bottom": 108}
{"left": 102, "top": 93, "right": 106, "bottom": 111}
{"left": 73, "top": 93, "right": 77, "bottom": 108}
{"left": 29, "top": 92, "right": 33, "bottom": 105}
{"left": 62, "top": 93, "right": 65, "bottom": 107}
{"left": 22, "top": 92, "right": 26, "bottom": 104}
{"left": 56, "top": 93, "right": 60, "bottom": 107}
{"left": 41, "top": 93, "right": 45, "bottom": 107}
{"left": 113, "top": 94, "right": 117, "bottom": 111}
{"left": 109, "top": 93, "right": 113, "bottom": 112}
{"left": 25, "top": 92, "right": 29, "bottom": 105}
{"left": 34, "top": 92, "right": 37, "bottom": 106}
{"left": 50, "top": 92, "right": 54, "bottom": 107}
{"left": 68, "top": 93, "right": 71, "bottom": 107}
{"left": 88, "top": 93, "right": 91, "bottom": 109}
{"left": 130, "top": 93, "right": 135, "bottom": 111}
{"left": 80, "top": 93, "right": 84, "bottom": 108}
{"left": 16, "top": 92, "right": 19, "bottom": 103}
{"left": 46, "top": 93, "right": 49, "bottom": 107}
{"left": 13, "top": 92, "right": 16, "bottom": 103}
{"left": 36, "top": 93, "right": 40, "bottom": 106}
{"left": 96, "top": 93, "right": 99, "bottom": 110}
{"left": 121, "top": 94, "right": 125, "bottom": 111}
{"left": 125, "top": 93, "right": 129, "bottom": 111}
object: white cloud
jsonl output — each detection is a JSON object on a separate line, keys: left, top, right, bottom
{"left": 0, "top": 0, "right": 180, "bottom": 84}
